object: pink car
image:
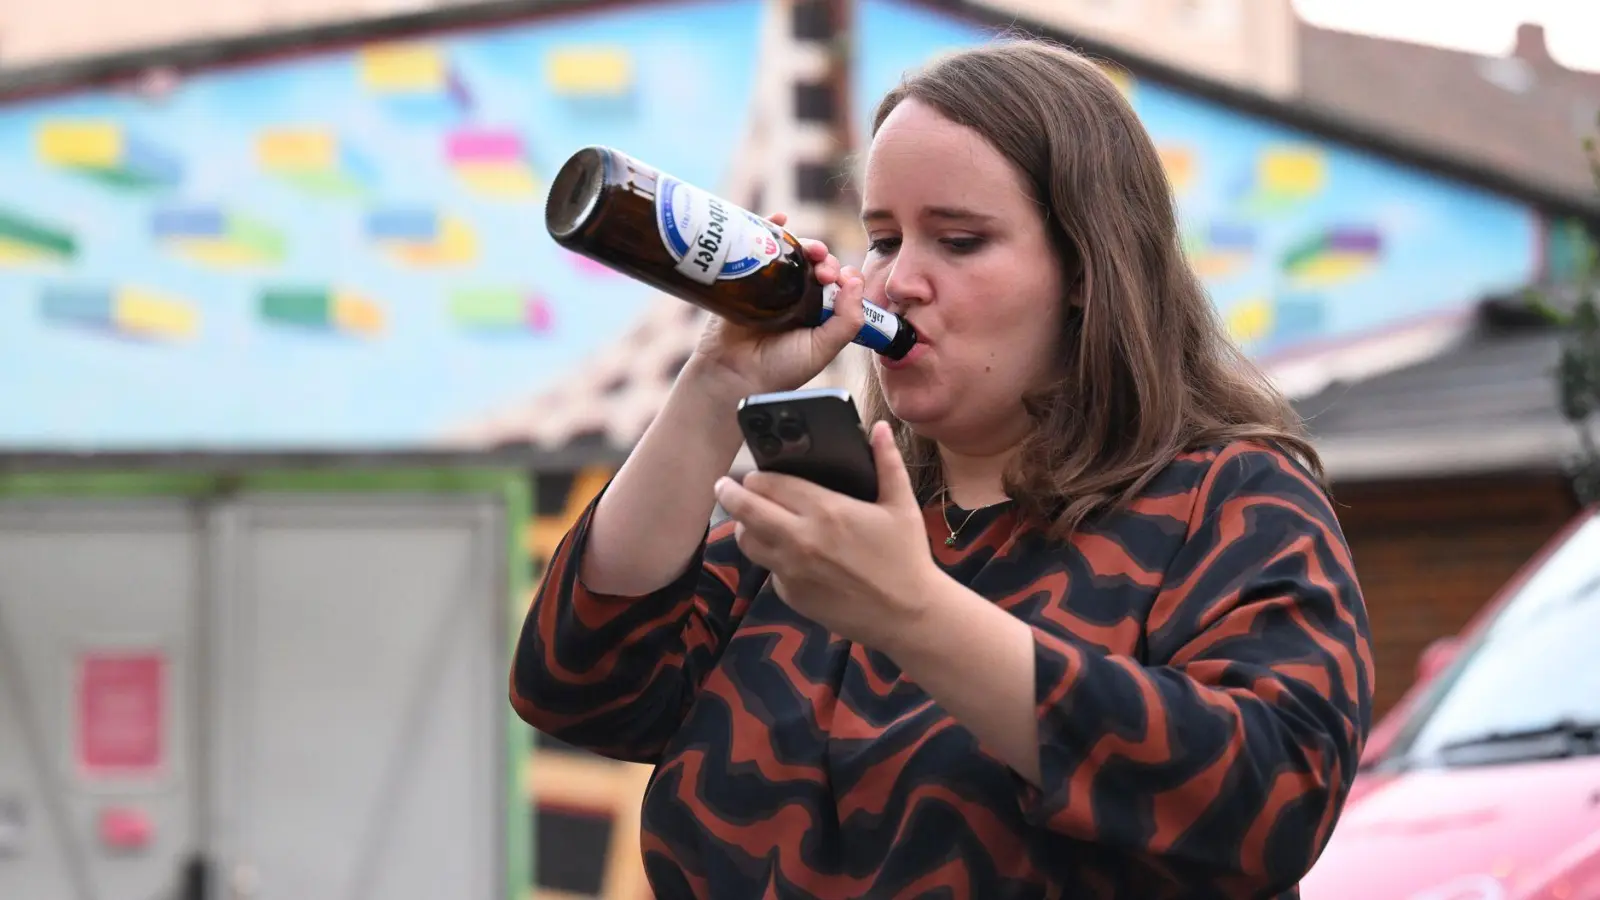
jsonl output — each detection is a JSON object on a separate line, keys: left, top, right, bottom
{"left": 1301, "top": 509, "right": 1600, "bottom": 900}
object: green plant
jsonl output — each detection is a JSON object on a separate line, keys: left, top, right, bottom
{"left": 1543, "top": 120, "right": 1600, "bottom": 503}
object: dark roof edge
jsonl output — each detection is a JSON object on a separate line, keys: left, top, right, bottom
{"left": 1, "top": 0, "right": 1596, "bottom": 224}
{"left": 0, "top": 443, "right": 632, "bottom": 474}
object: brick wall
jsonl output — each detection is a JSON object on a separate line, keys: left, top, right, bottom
{"left": 1333, "top": 473, "right": 1579, "bottom": 718}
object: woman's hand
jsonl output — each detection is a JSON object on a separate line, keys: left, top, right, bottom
{"left": 687, "top": 211, "right": 867, "bottom": 401}
{"left": 713, "top": 420, "right": 941, "bottom": 650}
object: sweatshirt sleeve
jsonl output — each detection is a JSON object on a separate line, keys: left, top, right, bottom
{"left": 509, "top": 484, "right": 755, "bottom": 764}
{"left": 1017, "top": 443, "right": 1375, "bottom": 897}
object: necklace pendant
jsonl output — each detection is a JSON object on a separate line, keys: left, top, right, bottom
{"left": 944, "top": 535, "right": 956, "bottom": 547}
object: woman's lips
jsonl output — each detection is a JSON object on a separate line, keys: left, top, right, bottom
{"left": 880, "top": 337, "right": 929, "bottom": 370}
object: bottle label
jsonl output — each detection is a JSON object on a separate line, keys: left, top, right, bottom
{"left": 818, "top": 283, "right": 903, "bottom": 354}
{"left": 656, "top": 176, "right": 783, "bottom": 286}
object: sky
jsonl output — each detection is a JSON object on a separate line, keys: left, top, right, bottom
{"left": 1292, "top": 0, "right": 1600, "bottom": 72}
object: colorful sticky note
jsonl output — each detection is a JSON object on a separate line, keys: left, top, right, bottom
{"left": 1242, "top": 146, "right": 1327, "bottom": 214}
{"left": 1188, "top": 222, "right": 1256, "bottom": 281}
{"left": 450, "top": 288, "right": 554, "bottom": 334}
{"left": 366, "top": 210, "right": 478, "bottom": 267}
{"left": 0, "top": 207, "right": 76, "bottom": 265}
{"left": 152, "top": 206, "right": 286, "bottom": 267}
{"left": 1226, "top": 296, "right": 1273, "bottom": 345}
{"left": 257, "top": 128, "right": 376, "bottom": 196}
{"left": 36, "top": 120, "right": 183, "bottom": 190}
{"left": 360, "top": 43, "right": 448, "bottom": 92}
{"left": 446, "top": 129, "right": 540, "bottom": 197}
{"left": 546, "top": 46, "right": 635, "bottom": 98}
{"left": 1281, "top": 227, "right": 1383, "bottom": 288}
{"left": 1273, "top": 294, "right": 1328, "bottom": 345}
{"left": 260, "top": 287, "right": 385, "bottom": 336}
{"left": 1158, "top": 145, "right": 1196, "bottom": 195}
{"left": 40, "top": 284, "right": 198, "bottom": 340}
{"left": 359, "top": 42, "right": 470, "bottom": 123}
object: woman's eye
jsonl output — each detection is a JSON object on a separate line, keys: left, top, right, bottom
{"left": 943, "top": 236, "right": 984, "bottom": 254}
{"left": 867, "top": 237, "right": 901, "bottom": 255}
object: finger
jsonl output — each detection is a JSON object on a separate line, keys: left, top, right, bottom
{"left": 766, "top": 212, "right": 789, "bottom": 228}
{"left": 715, "top": 476, "right": 802, "bottom": 542}
{"left": 869, "top": 420, "right": 918, "bottom": 509}
{"left": 732, "top": 521, "right": 782, "bottom": 570}
{"left": 743, "top": 469, "right": 846, "bottom": 513}
{"left": 818, "top": 266, "right": 866, "bottom": 349}
{"left": 811, "top": 251, "right": 841, "bottom": 286}
{"left": 799, "top": 238, "right": 831, "bottom": 264}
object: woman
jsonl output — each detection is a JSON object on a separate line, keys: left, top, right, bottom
{"left": 512, "top": 39, "right": 1373, "bottom": 899}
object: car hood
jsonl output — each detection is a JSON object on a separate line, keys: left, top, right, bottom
{"left": 1300, "top": 755, "right": 1600, "bottom": 900}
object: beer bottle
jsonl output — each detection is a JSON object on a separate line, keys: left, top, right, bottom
{"left": 544, "top": 146, "right": 917, "bottom": 360}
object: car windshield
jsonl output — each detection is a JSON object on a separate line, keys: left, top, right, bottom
{"left": 1391, "top": 512, "right": 1600, "bottom": 766}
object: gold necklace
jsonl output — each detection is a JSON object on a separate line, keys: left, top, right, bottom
{"left": 937, "top": 486, "right": 989, "bottom": 547}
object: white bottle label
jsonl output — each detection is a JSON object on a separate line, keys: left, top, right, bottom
{"left": 655, "top": 175, "right": 783, "bottom": 286}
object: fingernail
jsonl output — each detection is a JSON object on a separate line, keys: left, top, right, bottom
{"left": 713, "top": 477, "right": 730, "bottom": 494}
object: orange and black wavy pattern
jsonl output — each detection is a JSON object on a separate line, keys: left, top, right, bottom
{"left": 511, "top": 443, "right": 1374, "bottom": 899}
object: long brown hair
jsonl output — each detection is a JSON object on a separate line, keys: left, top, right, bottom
{"left": 857, "top": 38, "right": 1325, "bottom": 539}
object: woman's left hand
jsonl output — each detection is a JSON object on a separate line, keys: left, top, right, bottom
{"left": 713, "top": 420, "right": 939, "bottom": 651}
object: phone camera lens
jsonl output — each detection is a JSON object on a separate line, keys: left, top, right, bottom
{"left": 755, "top": 435, "right": 782, "bottom": 457}
{"left": 776, "top": 419, "right": 805, "bottom": 442}
{"left": 745, "top": 412, "right": 772, "bottom": 434}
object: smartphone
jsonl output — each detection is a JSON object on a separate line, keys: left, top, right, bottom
{"left": 736, "top": 387, "right": 879, "bottom": 503}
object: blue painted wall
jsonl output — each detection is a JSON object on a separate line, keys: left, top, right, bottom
{"left": 855, "top": 0, "right": 1542, "bottom": 357}
{"left": 0, "top": 0, "right": 1548, "bottom": 449}
{"left": 0, "top": 0, "right": 763, "bottom": 448}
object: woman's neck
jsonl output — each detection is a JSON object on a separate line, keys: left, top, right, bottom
{"left": 937, "top": 443, "right": 1016, "bottom": 509}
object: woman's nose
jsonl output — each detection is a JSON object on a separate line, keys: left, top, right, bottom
{"left": 882, "top": 261, "right": 930, "bottom": 313}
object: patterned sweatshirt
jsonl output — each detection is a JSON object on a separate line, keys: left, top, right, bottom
{"left": 511, "top": 442, "right": 1374, "bottom": 899}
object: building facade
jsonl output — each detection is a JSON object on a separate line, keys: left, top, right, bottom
{"left": 3, "top": 1, "right": 1599, "bottom": 897}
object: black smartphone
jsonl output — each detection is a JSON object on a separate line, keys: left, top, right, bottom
{"left": 736, "top": 387, "right": 879, "bottom": 503}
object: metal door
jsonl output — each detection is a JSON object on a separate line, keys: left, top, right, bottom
{"left": 0, "top": 499, "right": 204, "bottom": 900}
{"left": 209, "top": 493, "right": 507, "bottom": 900}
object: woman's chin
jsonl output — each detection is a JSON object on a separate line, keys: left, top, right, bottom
{"left": 884, "top": 389, "right": 947, "bottom": 428}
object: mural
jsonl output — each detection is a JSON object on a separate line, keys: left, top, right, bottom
{"left": 0, "top": 0, "right": 1551, "bottom": 450}
{"left": 0, "top": 0, "right": 764, "bottom": 448}
{"left": 854, "top": 0, "right": 1543, "bottom": 358}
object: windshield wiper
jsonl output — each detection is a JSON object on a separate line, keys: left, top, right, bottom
{"left": 1434, "top": 718, "right": 1600, "bottom": 763}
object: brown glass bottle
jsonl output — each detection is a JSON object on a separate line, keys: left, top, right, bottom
{"left": 544, "top": 146, "right": 916, "bottom": 359}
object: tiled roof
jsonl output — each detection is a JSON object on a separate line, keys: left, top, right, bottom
{"left": 1298, "top": 22, "right": 1600, "bottom": 203}
{"left": 1295, "top": 297, "right": 1583, "bottom": 481}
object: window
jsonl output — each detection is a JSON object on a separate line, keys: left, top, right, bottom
{"left": 794, "top": 81, "right": 835, "bottom": 123}
{"left": 796, "top": 163, "right": 837, "bottom": 202}
{"left": 792, "top": 0, "right": 832, "bottom": 40}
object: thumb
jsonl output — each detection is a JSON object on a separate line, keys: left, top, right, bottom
{"left": 868, "top": 420, "right": 915, "bottom": 508}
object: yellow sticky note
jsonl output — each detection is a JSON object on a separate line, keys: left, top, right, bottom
{"left": 38, "top": 121, "right": 122, "bottom": 168}
{"left": 117, "top": 288, "right": 198, "bottom": 339}
{"left": 258, "top": 129, "right": 336, "bottom": 172}
{"left": 334, "top": 292, "right": 386, "bottom": 335}
{"left": 1227, "top": 297, "right": 1273, "bottom": 343}
{"left": 547, "top": 47, "right": 634, "bottom": 96}
{"left": 1260, "top": 147, "right": 1326, "bottom": 196}
{"left": 361, "top": 43, "right": 446, "bottom": 91}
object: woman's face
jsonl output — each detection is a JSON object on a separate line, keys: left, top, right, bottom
{"left": 860, "top": 98, "right": 1067, "bottom": 455}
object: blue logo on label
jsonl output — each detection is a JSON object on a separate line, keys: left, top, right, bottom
{"left": 656, "top": 177, "right": 778, "bottom": 282}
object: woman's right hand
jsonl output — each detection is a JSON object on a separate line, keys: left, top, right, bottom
{"left": 684, "top": 211, "right": 867, "bottom": 401}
